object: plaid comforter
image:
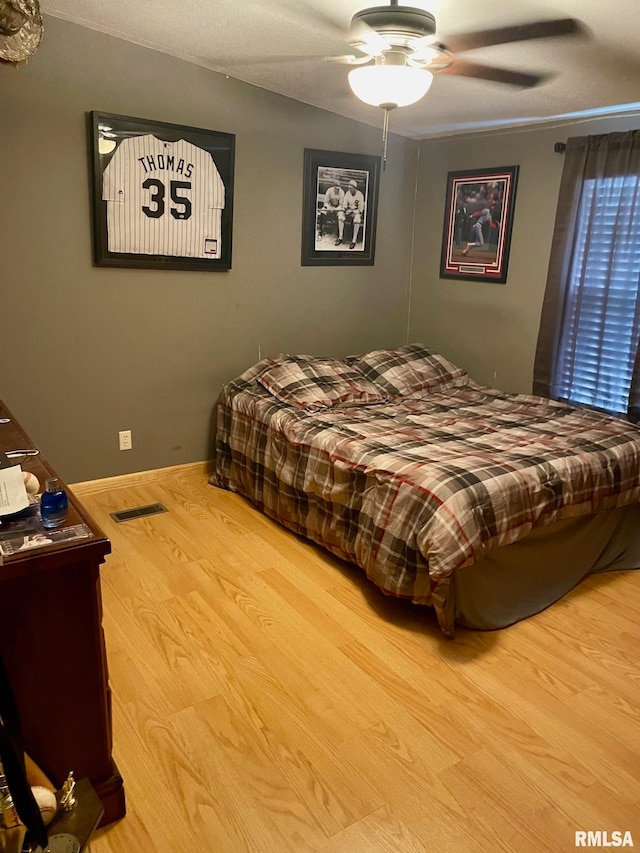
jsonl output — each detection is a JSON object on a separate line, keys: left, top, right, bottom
{"left": 212, "top": 358, "right": 640, "bottom": 633}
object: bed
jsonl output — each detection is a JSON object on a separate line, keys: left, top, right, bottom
{"left": 210, "top": 345, "right": 640, "bottom": 636}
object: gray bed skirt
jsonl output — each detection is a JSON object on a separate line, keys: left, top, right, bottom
{"left": 449, "top": 503, "right": 640, "bottom": 630}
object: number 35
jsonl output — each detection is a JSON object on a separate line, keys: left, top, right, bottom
{"left": 142, "top": 178, "right": 192, "bottom": 220}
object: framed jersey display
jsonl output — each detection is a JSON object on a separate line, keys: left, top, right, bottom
{"left": 439, "top": 165, "right": 519, "bottom": 284}
{"left": 301, "top": 148, "right": 380, "bottom": 266}
{"left": 89, "top": 111, "right": 235, "bottom": 271}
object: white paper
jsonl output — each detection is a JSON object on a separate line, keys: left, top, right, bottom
{"left": 0, "top": 465, "right": 29, "bottom": 516}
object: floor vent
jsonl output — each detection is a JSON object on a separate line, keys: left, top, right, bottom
{"left": 110, "top": 503, "right": 168, "bottom": 523}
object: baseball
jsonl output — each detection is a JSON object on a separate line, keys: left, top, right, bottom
{"left": 23, "top": 471, "right": 40, "bottom": 495}
{"left": 31, "top": 785, "right": 57, "bottom": 825}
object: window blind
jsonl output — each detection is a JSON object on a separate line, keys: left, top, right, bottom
{"left": 554, "top": 175, "right": 640, "bottom": 416}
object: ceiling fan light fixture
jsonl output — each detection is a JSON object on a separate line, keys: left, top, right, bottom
{"left": 348, "top": 64, "right": 433, "bottom": 108}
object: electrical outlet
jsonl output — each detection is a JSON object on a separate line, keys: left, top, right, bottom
{"left": 119, "top": 429, "right": 132, "bottom": 451}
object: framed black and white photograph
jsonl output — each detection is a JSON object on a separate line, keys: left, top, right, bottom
{"left": 439, "top": 165, "right": 519, "bottom": 284}
{"left": 301, "top": 148, "right": 380, "bottom": 266}
{"left": 89, "top": 111, "right": 235, "bottom": 271}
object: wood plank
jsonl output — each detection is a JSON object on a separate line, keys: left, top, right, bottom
{"left": 74, "top": 465, "right": 640, "bottom": 852}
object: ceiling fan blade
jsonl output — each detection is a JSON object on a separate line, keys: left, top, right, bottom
{"left": 443, "top": 18, "right": 585, "bottom": 54}
{"left": 439, "top": 60, "right": 550, "bottom": 88}
{"left": 214, "top": 53, "right": 370, "bottom": 68}
{"left": 349, "top": 17, "right": 392, "bottom": 55}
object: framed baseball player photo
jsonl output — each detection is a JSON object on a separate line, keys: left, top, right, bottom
{"left": 439, "top": 165, "right": 519, "bottom": 284}
{"left": 89, "top": 111, "right": 235, "bottom": 271}
{"left": 301, "top": 148, "right": 380, "bottom": 266}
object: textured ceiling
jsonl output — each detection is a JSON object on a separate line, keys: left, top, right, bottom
{"left": 40, "top": 0, "right": 640, "bottom": 139}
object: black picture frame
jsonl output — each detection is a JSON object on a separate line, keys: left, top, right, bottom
{"left": 89, "top": 111, "right": 235, "bottom": 271}
{"left": 301, "top": 148, "right": 380, "bottom": 266}
{"left": 439, "top": 165, "right": 519, "bottom": 284}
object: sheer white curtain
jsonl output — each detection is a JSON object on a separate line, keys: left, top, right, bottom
{"left": 534, "top": 130, "right": 640, "bottom": 421}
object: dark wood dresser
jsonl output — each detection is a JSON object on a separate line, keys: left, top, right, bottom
{"left": 0, "top": 400, "right": 125, "bottom": 827}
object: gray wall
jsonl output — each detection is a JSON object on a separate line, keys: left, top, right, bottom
{"left": 4, "top": 17, "right": 638, "bottom": 483}
{"left": 0, "top": 17, "right": 418, "bottom": 482}
{"left": 409, "top": 114, "right": 640, "bottom": 393}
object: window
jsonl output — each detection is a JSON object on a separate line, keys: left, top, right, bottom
{"left": 555, "top": 175, "right": 640, "bottom": 416}
{"left": 534, "top": 130, "right": 640, "bottom": 422}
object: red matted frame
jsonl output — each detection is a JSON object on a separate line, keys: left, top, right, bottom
{"left": 439, "top": 165, "right": 519, "bottom": 284}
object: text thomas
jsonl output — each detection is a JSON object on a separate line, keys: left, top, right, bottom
{"left": 137, "top": 154, "right": 194, "bottom": 179}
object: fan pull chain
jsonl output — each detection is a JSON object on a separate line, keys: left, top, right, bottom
{"left": 381, "top": 106, "right": 392, "bottom": 171}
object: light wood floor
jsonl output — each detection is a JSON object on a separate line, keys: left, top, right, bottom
{"left": 71, "top": 463, "right": 640, "bottom": 853}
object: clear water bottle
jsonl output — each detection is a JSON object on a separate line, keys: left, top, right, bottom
{"left": 40, "top": 476, "right": 69, "bottom": 529}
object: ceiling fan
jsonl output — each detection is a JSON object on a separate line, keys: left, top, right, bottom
{"left": 338, "top": 1, "right": 585, "bottom": 94}
{"left": 340, "top": 3, "right": 584, "bottom": 162}
{"left": 226, "top": 1, "right": 586, "bottom": 165}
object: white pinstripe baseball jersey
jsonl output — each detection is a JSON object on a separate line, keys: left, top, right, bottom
{"left": 102, "top": 134, "right": 225, "bottom": 258}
